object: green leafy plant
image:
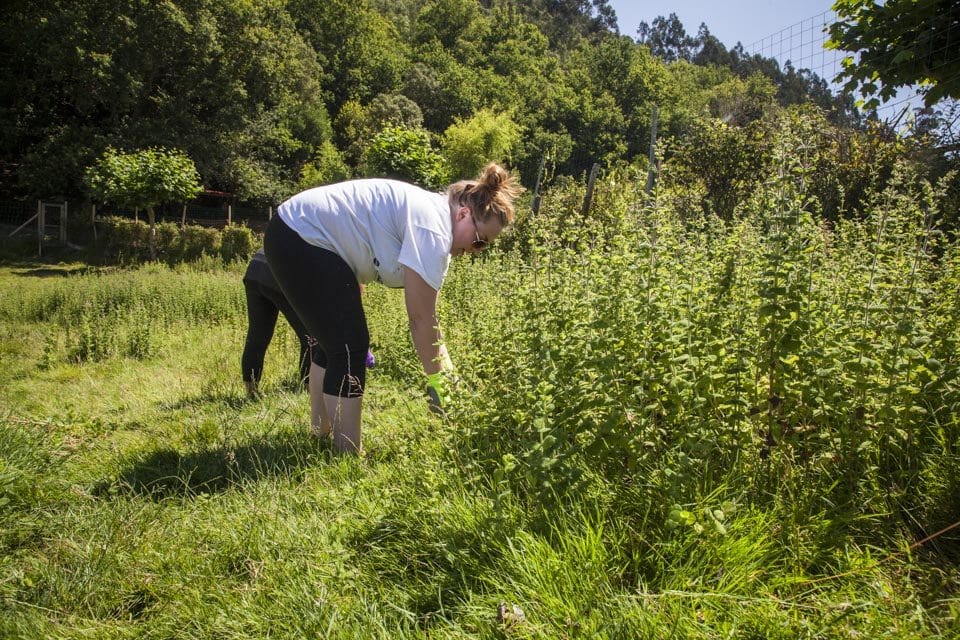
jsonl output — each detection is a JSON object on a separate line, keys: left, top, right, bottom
{"left": 85, "top": 147, "right": 203, "bottom": 259}
{"left": 363, "top": 125, "right": 449, "bottom": 189}
{"left": 441, "top": 108, "right": 521, "bottom": 180}
{"left": 828, "top": 0, "right": 960, "bottom": 107}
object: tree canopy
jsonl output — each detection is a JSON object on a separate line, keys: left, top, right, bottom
{"left": 85, "top": 146, "right": 202, "bottom": 257}
{"left": 0, "top": 0, "right": 951, "bottom": 205}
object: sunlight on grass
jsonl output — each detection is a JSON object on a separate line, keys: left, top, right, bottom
{"left": 2, "top": 161, "right": 959, "bottom": 640}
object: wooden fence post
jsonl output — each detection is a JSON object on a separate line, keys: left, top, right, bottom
{"left": 582, "top": 163, "right": 600, "bottom": 217}
{"left": 37, "top": 200, "right": 43, "bottom": 256}
{"left": 227, "top": 204, "right": 232, "bottom": 225}
{"left": 60, "top": 201, "right": 68, "bottom": 244}
{"left": 645, "top": 103, "right": 660, "bottom": 196}
{"left": 531, "top": 154, "right": 546, "bottom": 215}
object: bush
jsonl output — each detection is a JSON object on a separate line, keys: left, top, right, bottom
{"left": 441, "top": 108, "right": 521, "bottom": 180}
{"left": 298, "top": 140, "right": 352, "bottom": 190}
{"left": 154, "top": 221, "right": 180, "bottom": 260}
{"left": 220, "top": 224, "right": 257, "bottom": 263}
{"left": 94, "top": 216, "right": 258, "bottom": 265}
{"left": 363, "top": 125, "right": 449, "bottom": 190}
{"left": 97, "top": 216, "right": 151, "bottom": 262}
{"left": 178, "top": 224, "right": 221, "bottom": 262}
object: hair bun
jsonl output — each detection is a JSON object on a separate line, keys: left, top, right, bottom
{"left": 447, "top": 162, "right": 522, "bottom": 226}
{"left": 480, "top": 163, "right": 508, "bottom": 192}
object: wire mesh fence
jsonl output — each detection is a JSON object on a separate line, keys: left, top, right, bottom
{"left": 0, "top": 199, "right": 35, "bottom": 228}
{"left": 744, "top": 4, "right": 958, "bottom": 138}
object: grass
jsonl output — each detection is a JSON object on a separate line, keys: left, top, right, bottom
{"left": 0, "top": 257, "right": 958, "bottom": 639}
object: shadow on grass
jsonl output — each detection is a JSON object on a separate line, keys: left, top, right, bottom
{"left": 160, "top": 390, "right": 252, "bottom": 412}
{"left": 93, "top": 431, "right": 332, "bottom": 499}
{"left": 161, "top": 385, "right": 308, "bottom": 413}
{"left": 348, "top": 502, "right": 512, "bottom": 627}
{"left": 0, "top": 255, "right": 107, "bottom": 277}
{"left": 10, "top": 266, "right": 100, "bottom": 278}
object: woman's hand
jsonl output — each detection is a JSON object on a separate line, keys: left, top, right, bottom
{"left": 425, "top": 371, "right": 452, "bottom": 413}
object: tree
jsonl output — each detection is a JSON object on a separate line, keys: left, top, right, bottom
{"left": 413, "top": 0, "right": 486, "bottom": 55}
{"left": 1, "top": 0, "right": 333, "bottom": 202}
{"left": 363, "top": 126, "right": 449, "bottom": 189}
{"left": 828, "top": 0, "right": 960, "bottom": 107}
{"left": 637, "top": 13, "right": 696, "bottom": 62}
{"left": 85, "top": 147, "right": 202, "bottom": 259}
{"left": 441, "top": 108, "right": 521, "bottom": 179}
{"left": 290, "top": 0, "right": 408, "bottom": 113}
{"left": 512, "top": 0, "right": 618, "bottom": 47}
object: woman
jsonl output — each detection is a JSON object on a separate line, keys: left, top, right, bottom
{"left": 241, "top": 248, "right": 314, "bottom": 398}
{"left": 263, "top": 163, "right": 521, "bottom": 454}
{"left": 242, "top": 250, "right": 375, "bottom": 435}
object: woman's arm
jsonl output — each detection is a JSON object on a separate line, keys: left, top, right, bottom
{"left": 403, "top": 266, "right": 450, "bottom": 375}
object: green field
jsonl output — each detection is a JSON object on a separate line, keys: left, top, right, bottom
{"left": 2, "top": 167, "right": 959, "bottom": 638}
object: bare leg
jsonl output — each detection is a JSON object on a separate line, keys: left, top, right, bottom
{"left": 310, "top": 363, "right": 332, "bottom": 438}
{"left": 325, "top": 394, "right": 362, "bottom": 454}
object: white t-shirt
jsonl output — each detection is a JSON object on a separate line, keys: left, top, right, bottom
{"left": 277, "top": 179, "right": 453, "bottom": 290}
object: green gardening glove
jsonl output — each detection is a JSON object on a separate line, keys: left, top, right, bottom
{"left": 425, "top": 371, "right": 453, "bottom": 415}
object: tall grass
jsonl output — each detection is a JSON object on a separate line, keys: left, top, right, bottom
{"left": 1, "top": 149, "right": 958, "bottom": 636}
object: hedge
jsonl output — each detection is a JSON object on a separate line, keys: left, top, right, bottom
{"left": 96, "top": 217, "right": 257, "bottom": 264}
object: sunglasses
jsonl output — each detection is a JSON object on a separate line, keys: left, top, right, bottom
{"left": 470, "top": 215, "right": 489, "bottom": 250}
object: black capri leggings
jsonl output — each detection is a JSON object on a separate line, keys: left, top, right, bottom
{"left": 241, "top": 278, "right": 317, "bottom": 386}
{"left": 263, "top": 215, "right": 369, "bottom": 398}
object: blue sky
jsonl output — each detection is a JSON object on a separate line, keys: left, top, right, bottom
{"left": 607, "top": 1, "right": 837, "bottom": 50}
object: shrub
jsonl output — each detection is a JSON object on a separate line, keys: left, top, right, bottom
{"left": 178, "top": 224, "right": 221, "bottom": 262}
{"left": 154, "top": 221, "right": 180, "bottom": 260}
{"left": 220, "top": 224, "right": 257, "bottom": 263}
{"left": 97, "top": 216, "right": 151, "bottom": 262}
{"left": 441, "top": 108, "right": 521, "bottom": 180}
{"left": 363, "top": 125, "right": 449, "bottom": 190}
{"left": 298, "top": 140, "right": 352, "bottom": 190}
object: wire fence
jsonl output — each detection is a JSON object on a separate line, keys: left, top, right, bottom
{"left": 0, "top": 200, "right": 274, "bottom": 232}
{"left": 744, "top": 4, "right": 959, "bottom": 139}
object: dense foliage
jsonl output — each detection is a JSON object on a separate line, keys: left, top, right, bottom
{"left": 2, "top": 2, "right": 958, "bottom": 636}
{"left": 3, "top": 0, "right": 953, "bottom": 208}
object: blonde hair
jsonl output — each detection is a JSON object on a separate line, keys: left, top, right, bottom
{"left": 447, "top": 163, "right": 523, "bottom": 227}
